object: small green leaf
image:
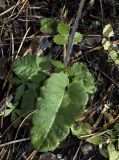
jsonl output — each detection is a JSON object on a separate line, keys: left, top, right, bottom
{"left": 72, "top": 123, "right": 92, "bottom": 137}
{"left": 3, "top": 109, "right": 13, "bottom": 117}
{"left": 57, "top": 22, "right": 70, "bottom": 35}
{"left": 114, "top": 123, "right": 119, "bottom": 130}
{"left": 73, "top": 32, "right": 83, "bottom": 44}
{"left": 1, "top": 102, "right": 15, "bottom": 117}
{"left": 53, "top": 35, "right": 68, "bottom": 45}
{"left": 110, "top": 50, "right": 117, "bottom": 61}
{"left": 51, "top": 60, "right": 65, "bottom": 69}
{"left": 40, "top": 18, "right": 58, "bottom": 33}
{"left": 102, "top": 38, "right": 112, "bottom": 51}
{"left": 115, "top": 60, "right": 119, "bottom": 65}
{"left": 103, "top": 24, "right": 114, "bottom": 38}
{"left": 107, "top": 143, "right": 119, "bottom": 160}
{"left": 87, "top": 135, "right": 102, "bottom": 145}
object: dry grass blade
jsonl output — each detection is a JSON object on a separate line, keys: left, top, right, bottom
{"left": 12, "top": 110, "right": 37, "bottom": 152}
{"left": 0, "top": 138, "right": 30, "bottom": 148}
{"left": 16, "top": 27, "right": 30, "bottom": 58}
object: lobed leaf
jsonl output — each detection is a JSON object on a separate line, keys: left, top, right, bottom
{"left": 57, "top": 22, "right": 70, "bottom": 35}
{"left": 40, "top": 18, "right": 58, "bottom": 33}
{"left": 73, "top": 32, "right": 83, "bottom": 44}
{"left": 72, "top": 62, "right": 96, "bottom": 94}
{"left": 11, "top": 55, "right": 51, "bottom": 80}
{"left": 53, "top": 34, "right": 68, "bottom": 45}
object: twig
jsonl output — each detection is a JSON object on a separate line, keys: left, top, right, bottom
{"left": 0, "top": 5, "right": 15, "bottom": 17}
{"left": 73, "top": 142, "right": 82, "bottom": 160}
{"left": 0, "top": 138, "right": 30, "bottom": 148}
{"left": 64, "top": 0, "right": 86, "bottom": 66}
{"left": 10, "top": 32, "right": 14, "bottom": 61}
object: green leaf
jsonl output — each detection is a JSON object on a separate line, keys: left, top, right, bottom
{"left": 53, "top": 22, "right": 70, "bottom": 45}
{"left": 67, "top": 82, "right": 88, "bottom": 107}
{"left": 110, "top": 50, "right": 118, "bottom": 61}
{"left": 21, "top": 88, "right": 37, "bottom": 111}
{"left": 42, "top": 82, "right": 88, "bottom": 151}
{"left": 64, "top": 67, "right": 73, "bottom": 75}
{"left": 10, "top": 77, "right": 22, "bottom": 85}
{"left": 11, "top": 55, "right": 51, "bottom": 80}
{"left": 72, "top": 62, "right": 86, "bottom": 76}
{"left": 99, "top": 146, "right": 108, "bottom": 158}
{"left": 114, "top": 123, "right": 119, "bottom": 130}
{"left": 31, "top": 80, "right": 88, "bottom": 151}
{"left": 73, "top": 32, "right": 83, "bottom": 44}
{"left": 26, "top": 82, "right": 38, "bottom": 89}
{"left": 72, "top": 123, "right": 92, "bottom": 137}
{"left": 107, "top": 143, "right": 119, "bottom": 160}
{"left": 14, "top": 83, "right": 25, "bottom": 101}
{"left": 115, "top": 60, "right": 119, "bottom": 65}
{"left": 57, "top": 22, "right": 70, "bottom": 35}
{"left": 53, "top": 34, "right": 68, "bottom": 45}
{"left": 53, "top": 22, "right": 83, "bottom": 46}
{"left": 72, "top": 62, "right": 96, "bottom": 94}
{"left": 86, "top": 135, "right": 102, "bottom": 145}
{"left": 51, "top": 60, "right": 65, "bottom": 69}
{"left": 40, "top": 18, "right": 58, "bottom": 33}
{"left": 103, "top": 24, "right": 114, "bottom": 38}
{"left": 102, "top": 38, "right": 112, "bottom": 51}
{"left": 30, "top": 73, "right": 47, "bottom": 85}
{"left": 0, "top": 102, "right": 15, "bottom": 117}
{"left": 31, "top": 72, "right": 69, "bottom": 151}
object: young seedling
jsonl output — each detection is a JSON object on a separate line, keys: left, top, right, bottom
{"left": 40, "top": 19, "right": 83, "bottom": 64}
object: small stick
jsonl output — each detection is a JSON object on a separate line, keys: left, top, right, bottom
{"left": 0, "top": 138, "right": 30, "bottom": 148}
{"left": 64, "top": 0, "right": 86, "bottom": 66}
